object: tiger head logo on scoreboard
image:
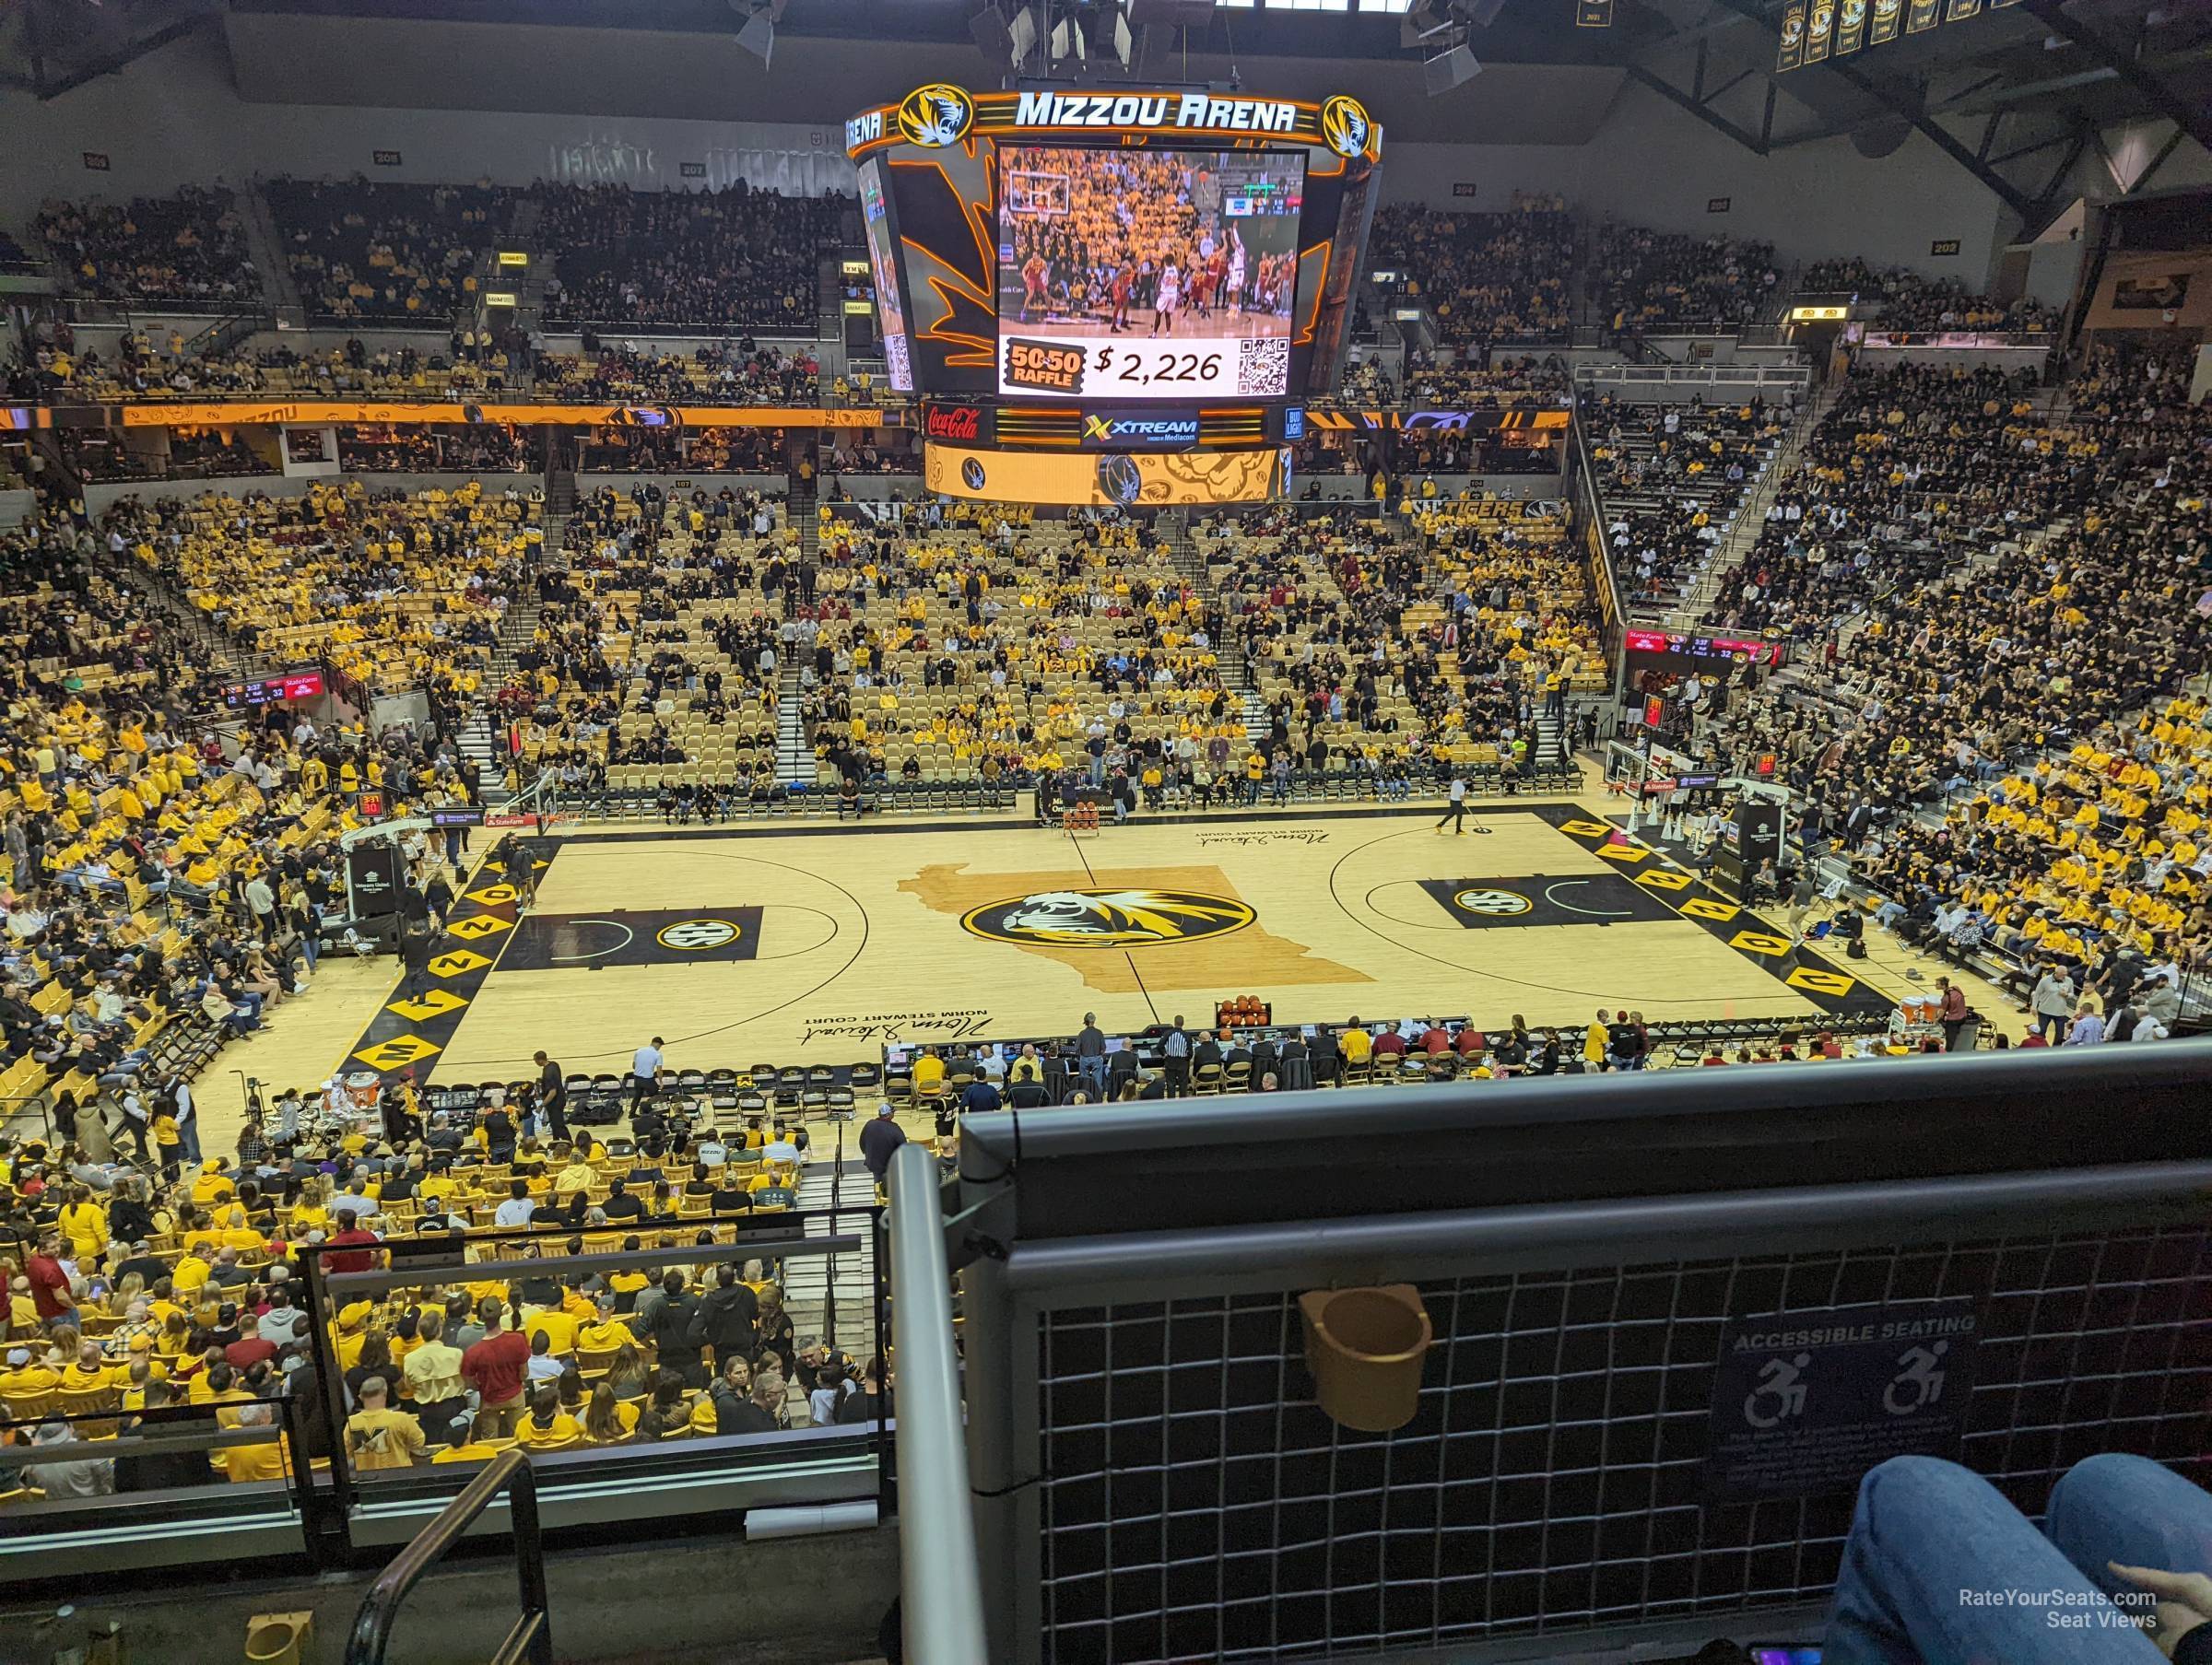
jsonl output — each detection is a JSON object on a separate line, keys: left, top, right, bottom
{"left": 896, "top": 84, "right": 975, "bottom": 148}
{"left": 1320, "top": 95, "right": 1373, "bottom": 160}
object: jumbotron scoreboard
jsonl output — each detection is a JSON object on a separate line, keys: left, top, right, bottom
{"left": 848, "top": 81, "right": 1383, "bottom": 507}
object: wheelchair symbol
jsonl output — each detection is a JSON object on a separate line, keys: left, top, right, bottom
{"left": 1884, "top": 1341, "right": 1948, "bottom": 1415}
{"left": 1745, "top": 1352, "right": 1812, "bottom": 1428}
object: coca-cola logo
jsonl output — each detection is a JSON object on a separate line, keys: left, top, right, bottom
{"left": 924, "top": 405, "right": 981, "bottom": 440}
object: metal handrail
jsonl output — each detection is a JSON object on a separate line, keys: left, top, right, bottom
{"left": 886, "top": 1142, "right": 986, "bottom": 1664}
{"left": 344, "top": 1448, "right": 553, "bottom": 1665}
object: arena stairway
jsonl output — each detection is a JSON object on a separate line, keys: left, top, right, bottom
{"left": 774, "top": 662, "right": 811, "bottom": 787}
{"left": 1670, "top": 375, "right": 1845, "bottom": 628}
{"left": 782, "top": 1151, "right": 881, "bottom": 1363}
{"left": 1163, "top": 512, "right": 1270, "bottom": 742}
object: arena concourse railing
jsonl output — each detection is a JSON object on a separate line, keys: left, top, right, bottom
{"left": 886, "top": 1143, "right": 987, "bottom": 1664}
{"left": 936, "top": 1041, "right": 2212, "bottom": 1664}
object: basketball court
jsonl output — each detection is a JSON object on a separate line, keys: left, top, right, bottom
{"left": 184, "top": 783, "right": 2007, "bottom": 1154}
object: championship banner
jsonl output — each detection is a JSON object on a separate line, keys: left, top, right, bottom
{"left": 923, "top": 440, "right": 1288, "bottom": 506}
{"left": 1805, "top": 0, "right": 1835, "bottom": 62}
{"left": 1906, "top": 0, "right": 1941, "bottom": 31}
{"left": 1945, "top": 0, "right": 1982, "bottom": 18}
{"left": 1574, "top": 0, "right": 1614, "bottom": 24}
{"left": 1835, "top": 0, "right": 1867, "bottom": 54}
{"left": 1869, "top": 0, "right": 1904, "bottom": 44}
{"left": 1778, "top": 0, "right": 1808, "bottom": 67}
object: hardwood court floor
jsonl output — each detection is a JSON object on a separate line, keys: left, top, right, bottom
{"left": 193, "top": 795, "right": 2025, "bottom": 1153}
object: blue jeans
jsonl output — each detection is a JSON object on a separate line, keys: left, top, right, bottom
{"left": 1826, "top": 1453, "right": 2190, "bottom": 1664}
{"left": 1077, "top": 1058, "right": 1106, "bottom": 1101}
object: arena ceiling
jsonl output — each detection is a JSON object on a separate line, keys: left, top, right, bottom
{"left": 1623, "top": 0, "right": 2212, "bottom": 228}
{"left": 2, "top": 0, "right": 2206, "bottom": 192}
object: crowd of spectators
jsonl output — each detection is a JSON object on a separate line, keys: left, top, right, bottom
{"left": 0, "top": 506, "right": 487, "bottom": 1178}
{"left": 265, "top": 180, "right": 515, "bottom": 322}
{"left": 1401, "top": 352, "right": 1574, "bottom": 407}
{"left": 1798, "top": 255, "right": 2058, "bottom": 334}
{"left": 533, "top": 338, "right": 820, "bottom": 405}
{"left": 1683, "top": 350, "right": 2212, "bottom": 1014}
{"left": 534, "top": 183, "right": 843, "bottom": 330}
{"left": 1368, "top": 205, "right": 1574, "bottom": 347}
{"left": 9, "top": 332, "right": 512, "bottom": 405}
{"left": 125, "top": 479, "right": 531, "bottom": 696}
{"left": 1593, "top": 222, "right": 1778, "bottom": 335}
{"left": 0, "top": 1068, "right": 876, "bottom": 1483}
{"left": 1201, "top": 493, "right": 1601, "bottom": 785}
{"left": 1589, "top": 396, "right": 1787, "bottom": 611}
{"left": 1703, "top": 364, "right": 2069, "bottom": 639}
{"left": 337, "top": 426, "right": 535, "bottom": 475}
{"left": 35, "top": 190, "right": 262, "bottom": 307}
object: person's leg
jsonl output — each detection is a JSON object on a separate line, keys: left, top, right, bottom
{"left": 1825, "top": 1456, "right": 2164, "bottom": 1665}
{"left": 2047, "top": 1451, "right": 2212, "bottom": 1606}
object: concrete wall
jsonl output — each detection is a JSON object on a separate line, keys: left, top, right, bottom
{"left": 1577, "top": 82, "right": 2012, "bottom": 290}
{"left": 0, "top": 489, "right": 34, "bottom": 528}
{"left": 3, "top": 1521, "right": 898, "bottom": 1665}
{"left": 0, "top": 30, "right": 851, "bottom": 227}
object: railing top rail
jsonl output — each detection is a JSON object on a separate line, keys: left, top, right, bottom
{"left": 345, "top": 1448, "right": 549, "bottom": 1665}
{"left": 313, "top": 1227, "right": 866, "bottom": 1299}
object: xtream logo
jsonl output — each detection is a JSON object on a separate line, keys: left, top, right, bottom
{"left": 1084, "top": 415, "right": 1199, "bottom": 445}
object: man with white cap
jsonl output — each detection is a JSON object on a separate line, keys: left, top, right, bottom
{"left": 858, "top": 1101, "right": 906, "bottom": 1182}
{"left": 21, "top": 1420, "right": 115, "bottom": 1498}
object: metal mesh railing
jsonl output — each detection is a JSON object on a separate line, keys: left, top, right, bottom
{"left": 1032, "top": 1224, "right": 2211, "bottom": 1663}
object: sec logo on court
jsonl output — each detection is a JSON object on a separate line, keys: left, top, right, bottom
{"left": 1452, "top": 887, "right": 1533, "bottom": 917}
{"left": 960, "top": 887, "right": 1256, "bottom": 948}
{"left": 655, "top": 918, "right": 744, "bottom": 951}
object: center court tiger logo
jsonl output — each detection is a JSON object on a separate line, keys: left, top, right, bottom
{"left": 898, "top": 84, "right": 976, "bottom": 149}
{"left": 961, "top": 888, "right": 1256, "bottom": 948}
{"left": 1320, "top": 94, "right": 1371, "bottom": 161}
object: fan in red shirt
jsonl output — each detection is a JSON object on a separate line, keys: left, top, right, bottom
{"left": 27, "top": 1233, "right": 75, "bottom": 1321}
{"left": 323, "top": 1209, "right": 382, "bottom": 1275}
{"left": 461, "top": 1308, "right": 533, "bottom": 1436}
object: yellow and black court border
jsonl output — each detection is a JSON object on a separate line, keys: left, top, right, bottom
{"left": 1535, "top": 804, "right": 1891, "bottom": 1019}
{"left": 338, "top": 843, "right": 545, "bottom": 1085}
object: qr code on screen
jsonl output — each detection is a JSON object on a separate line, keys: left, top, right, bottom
{"left": 1237, "top": 337, "right": 1291, "bottom": 395}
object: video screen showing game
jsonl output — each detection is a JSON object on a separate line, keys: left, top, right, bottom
{"left": 858, "top": 160, "right": 913, "bottom": 393}
{"left": 995, "top": 145, "right": 1306, "bottom": 400}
